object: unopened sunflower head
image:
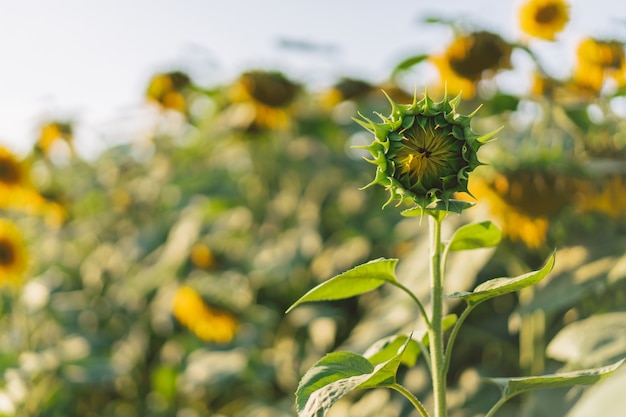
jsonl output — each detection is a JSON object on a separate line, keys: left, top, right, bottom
{"left": 355, "top": 89, "right": 498, "bottom": 212}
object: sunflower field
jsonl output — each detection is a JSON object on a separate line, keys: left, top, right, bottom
{"left": 1, "top": 1, "right": 626, "bottom": 416}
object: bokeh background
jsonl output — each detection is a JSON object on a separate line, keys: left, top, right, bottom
{"left": 1, "top": 0, "right": 626, "bottom": 416}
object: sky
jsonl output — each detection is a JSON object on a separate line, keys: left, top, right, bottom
{"left": 2, "top": 0, "right": 625, "bottom": 158}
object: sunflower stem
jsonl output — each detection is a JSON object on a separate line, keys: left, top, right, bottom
{"left": 428, "top": 214, "right": 447, "bottom": 417}
{"left": 390, "top": 383, "right": 431, "bottom": 417}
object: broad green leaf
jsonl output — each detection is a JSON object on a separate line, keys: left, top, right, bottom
{"left": 364, "top": 335, "right": 421, "bottom": 367}
{"left": 286, "top": 258, "right": 398, "bottom": 313}
{"left": 447, "top": 251, "right": 555, "bottom": 306}
{"left": 486, "top": 359, "right": 624, "bottom": 401}
{"left": 296, "top": 338, "right": 410, "bottom": 416}
{"left": 547, "top": 312, "right": 626, "bottom": 369}
{"left": 448, "top": 221, "right": 501, "bottom": 251}
{"left": 566, "top": 365, "right": 626, "bottom": 417}
{"left": 364, "top": 314, "right": 458, "bottom": 367}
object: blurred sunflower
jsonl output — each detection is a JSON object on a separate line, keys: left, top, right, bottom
{"left": 190, "top": 243, "right": 217, "bottom": 269}
{"left": 572, "top": 38, "right": 626, "bottom": 94}
{"left": 467, "top": 167, "right": 579, "bottom": 248}
{"left": 146, "top": 71, "right": 192, "bottom": 113}
{"left": 530, "top": 71, "right": 560, "bottom": 98}
{"left": 0, "top": 146, "right": 28, "bottom": 191}
{"left": 0, "top": 146, "right": 31, "bottom": 209}
{"left": 0, "top": 146, "right": 65, "bottom": 224}
{"left": 519, "top": 0, "right": 570, "bottom": 41}
{"left": 431, "top": 31, "right": 513, "bottom": 98}
{"left": 0, "top": 219, "right": 29, "bottom": 286}
{"left": 576, "top": 174, "right": 626, "bottom": 219}
{"left": 37, "top": 121, "right": 74, "bottom": 156}
{"left": 226, "top": 70, "right": 300, "bottom": 131}
{"left": 172, "top": 286, "right": 238, "bottom": 344}
{"left": 320, "top": 77, "right": 375, "bottom": 109}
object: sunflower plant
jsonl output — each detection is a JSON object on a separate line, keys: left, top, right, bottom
{"left": 286, "top": 90, "right": 622, "bottom": 417}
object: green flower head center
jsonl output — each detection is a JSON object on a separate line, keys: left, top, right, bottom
{"left": 355, "top": 89, "right": 496, "bottom": 210}
{"left": 390, "top": 117, "right": 465, "bottom": 192}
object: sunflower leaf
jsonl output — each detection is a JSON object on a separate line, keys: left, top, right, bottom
{"left": 448, "top": 221, "right": 502, "bottom": 251}
{"left": 286, "top": 258, "right": 398, "bottom": 313}
{"left": 447, "top": 251, "right": 555, "bottom": 306}
{"left": 295, "top": 337, "right": 410, "bottom": 417}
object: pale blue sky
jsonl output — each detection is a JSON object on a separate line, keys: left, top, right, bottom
{"left": 1, "top": 0, "right": 624, "bottom": 157}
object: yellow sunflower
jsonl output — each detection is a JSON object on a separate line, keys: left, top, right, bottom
{"left": 172, "top": 286, "right": 238, "bottom": 344}
{"left": 519, "top": 0, "right": 570, "bottom": 41}
{"left": 0, "top": 146, "right": 28, "bottom": 190}
{"left": 530, "top": 71, "right": 560, "bottom": 98}
{"left": 146, "top": 71, "right": 191, "bottom": 113}
{"left": 572, "top": 38, "right": 626, "bottom": 94}
{"left": 575, "top": 174, "right": 626, "bottom": 219}
{"left": 467, "top": 168, "right": 578, "bottom": 248}
{"left": 189, "top": 243, "right": 217, "bottom": 269}
{"left": 431, "top": 31, "right": 512, "bottom": 98}
{"left": 0, "top": 147, "right": 63, "bottom": 224}
{"left": 320, "top": 77, "right": 375, "bottom": 109}
{"left": 37, "top": 121, "right": 74, "bottom": 156}
{"left": 1, "top": 146, "right": 30, "bottom": 209}
{"left": 227, "top": 70, "right": 300, "bottom": 131}
{"left": 0, "top": 219, "right": 29, "bottom": 286}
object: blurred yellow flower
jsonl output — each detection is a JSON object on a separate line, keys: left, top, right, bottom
{"left": 0, "top": 146, "right": 65, "bottom": 225}
{"left": 0, "top": 146, "right": 28, "bottom": 191}
{"left": 530, "top": 71, "right": 560, "bottom": 98}
{"left": 431, "top": 31, "right": 512, "bottom": 98}
{"left": 1, "top": 146, "right": 32, "bottom": 211}
{"left": 320, "top": 77, "right": 375, "bottom": 109}
{"left": 190, "top": 243, "right": 217, "bottom": 269}
{"left": 468, "top": 169, "right": 577, "bottom": 248}
{"left": 573, "top": 38, "right": 626, "bottom": 94}
{"left": 576, "top": 174, "right": 626, "bottom": 219}
{"left": 227, "top": 70, "right": 299, "bottom": 131}
{"left": 0, "top": 219, "right": 29, "bottom": 286}
{"left": 146, "top": 71, "right": 191, "bottom": 113}
{"left": 172, "top": 286, "right": 238, "bottom": 344}
{"left": 519, "top": 0, "right": 570, "bottom": 41}
{"left": 37, "top": 122, "right": 74, "bottom": 156}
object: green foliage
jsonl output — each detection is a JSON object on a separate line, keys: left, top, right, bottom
{"left": 296, "top": 337, "right": 410, "bottom": 417}
{"left": 448, "top": 251, "right": 556, "bottom": 306}
{"left": 3, "top": 2, "right": 626, "bottom": 416}
{"left": 486, "top": 360, "right": 623, "bottom": 399}
{"left": 448, "top": 221, "right": 502, "bottom": 251}
{"left": 286, "top": 258, "right": 399, "bottom": 313}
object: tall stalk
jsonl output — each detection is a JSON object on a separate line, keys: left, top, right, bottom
{"left": 428, "top": 215, "right": 446, "bottom": 417}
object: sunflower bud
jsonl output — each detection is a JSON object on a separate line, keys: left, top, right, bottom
{"left": 355, "top": 90, "right": 498, "bottom": 212}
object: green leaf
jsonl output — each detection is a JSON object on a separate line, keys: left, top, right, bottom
{"left": 448, "top": 221, "right": 502, "bottom": 251}
{"left": 364, "top": 335, "right": 421, "bottom": 367}
{"left": 566, "top": 365, "right": 626, "bottom": 417}
{"left": 363, "top": 315, "right": 457, "bottom": 367}
{"left": 391, "top": 54, "right": 429, "bottom": 79}
{"left": 547, "top": 312, "right": 626, "bottom": 369}
{"left": 486, "top": 359, "right": 624, "bottom": 401}
{"left": 286, "top": 258, "right": 398, "bottom": 313}
{"left": 447, "top": 251, "right": 556, "bottom": 306}
{"left": 296, "top": 338, "right": 410, "bottom": 416}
